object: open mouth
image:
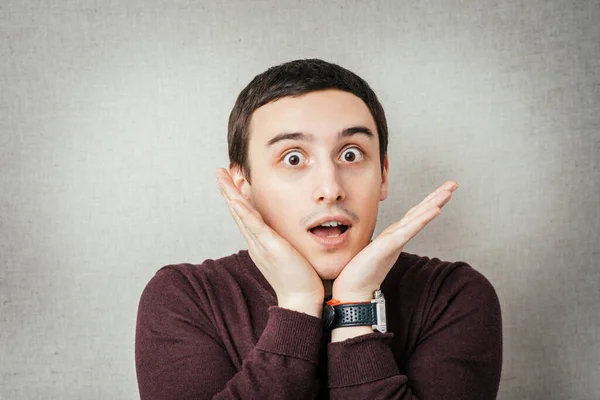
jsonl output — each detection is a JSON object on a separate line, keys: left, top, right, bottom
{"left": 309, "top": 222, "right": 350, "bottom": 238}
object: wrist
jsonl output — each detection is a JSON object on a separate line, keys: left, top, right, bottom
{"left": 331, "top": 325, "right": 374, "bottom": 342}
{"left": 278, "top": 298, "right": 323, "bottom": 319}
{"left": 331, "top": 290, "right": 376, "bottom": 303}
{"left": 325, "top": 289, "right": 387, "bottom": 339}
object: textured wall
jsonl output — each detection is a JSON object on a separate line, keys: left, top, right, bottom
{"left": 1, "top": 1, "right": 598, "bottom": 398}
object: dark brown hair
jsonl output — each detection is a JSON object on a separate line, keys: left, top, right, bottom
{"left": 227, "top": 58, "right": 388, "bottom": 181}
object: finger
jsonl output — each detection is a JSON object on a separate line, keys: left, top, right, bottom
{"left": 370, "top": 183, "right": 455, "bottom": 260}
{"left": 220, "top": 192, "right": 261, "bottom": 248}
{"left": 404, "top": 181, "right": 458, "bottom": 217}
{"left": 368, "top": 206, "right": 440, "bottom": 269}
{"left": 380, "top": 188, "right": 447, "bottom": 240}
{"left": 400, "top": 206, "right": 441, "bottom": 240}
{"left": 216, "top": 168, "right": 264, "bottom": 223}
{"left": 215, "top": 168, "right": 255, "bottom": 211}
{"left": 215, "top": 169, "right": 283, "bottom": 256}
{"left": 390, "top": 206, "right": 442, "bottom": 246}
{"left": 417, "top": 181, "right": 458, "bottom": 206}
{"left": 423, "top": 189, "right": 453, "bottom": 212}
{"left": 400, "top": 192, "right": 450, "bottom": 231}
{"left": 215, "top": 171, "right": 266, "bottom": 250}
{"left": 215, "top": 168, "right": 254, "bottom": 210}
{"left": 229, "top": 197, "right": 280, "bottom": 252}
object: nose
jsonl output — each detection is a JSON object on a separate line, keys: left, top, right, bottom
{"left": 312, "top": 162, "right": 346, "bottom": 204}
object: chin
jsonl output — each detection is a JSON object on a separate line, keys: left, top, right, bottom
{"left": 314, "top": 268, "right": 343, "bottom": 280}
{"left": 307, "top": 252, "right": 353, "bottom": 280}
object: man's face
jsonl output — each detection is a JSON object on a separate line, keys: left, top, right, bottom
{"left": 236, "top": 89, "right": 389, "bottom": 280}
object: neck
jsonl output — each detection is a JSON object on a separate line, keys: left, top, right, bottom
{"left": 322, "top": 279, "right": 333, "bottom": 299}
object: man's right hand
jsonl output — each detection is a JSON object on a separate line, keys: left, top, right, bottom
{"left": 216, "top": 168, "right": 324, "bottom": 318}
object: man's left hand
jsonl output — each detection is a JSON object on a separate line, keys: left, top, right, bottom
{"left": 332, "top": 181, "right": 459, "bottom": 302}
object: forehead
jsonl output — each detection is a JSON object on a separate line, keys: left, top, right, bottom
{"left": 248, "top": 89, "right": 376, "bottom": 143}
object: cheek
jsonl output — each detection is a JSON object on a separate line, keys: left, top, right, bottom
{"left": 353, "top": 190, "right": 381, "bottom": 224}
{"left": 344, "top": 168, "right": 383, "bottom": 205}
{"left": 251, "top": 179, "right": 303, "bottom": 230}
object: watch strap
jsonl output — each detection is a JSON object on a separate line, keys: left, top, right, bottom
{"left": 331, "top": 302, "right": 377, "bottom": 328}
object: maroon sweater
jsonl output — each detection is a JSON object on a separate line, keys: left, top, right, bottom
{"left": 135, "top": 250, "right": 502, "bottom": 399}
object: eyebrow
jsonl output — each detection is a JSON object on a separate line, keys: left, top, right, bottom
{"left": 265, "top": 126, "right": 374, "bottom": 147}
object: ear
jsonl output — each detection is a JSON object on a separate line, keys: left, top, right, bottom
{"left": 379, "top": 154, "right": 389, "bottom": 201}
{"left": 229, "top": 164, "right": 254, "bottom": 204}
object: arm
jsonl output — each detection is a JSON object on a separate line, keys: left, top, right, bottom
{"left": 327, "top": 266, "right": 502, "bottom": 399}
{"left": 135, "top": 268, "right": 323, "bottom": 400}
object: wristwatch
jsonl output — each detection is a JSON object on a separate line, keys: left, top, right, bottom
{"left": 322, "top": 290, "right": 387, "bottom": 333}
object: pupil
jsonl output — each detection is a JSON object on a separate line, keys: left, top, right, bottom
{"left": 289, "top": 155, "right": 299, "bottom": 165}
{"left": 345, "top": 152, "right": 355, "bottom": 161}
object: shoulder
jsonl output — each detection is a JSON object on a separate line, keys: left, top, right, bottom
{"left": 138, "top": 250, "right": 274, "bottom": 315}
{"left": 386, "top": 251, "right": 497, "bottom": 296}
{"left": 139, "top": 250, "right": 255, "bottom": 307}
{"left": 383, "top": 252, "right": 500, "bottom": 322}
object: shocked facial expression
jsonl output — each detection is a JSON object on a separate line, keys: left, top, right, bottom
{"left": 234, "top": 89, "right": 389, "bottom": 280}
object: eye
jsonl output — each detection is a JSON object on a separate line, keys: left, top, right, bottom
{"left": 340, "top": 147, "right": 363, "bottom": 163}
{"left": 282, "top": 151, "right": 306, "bottom": 167}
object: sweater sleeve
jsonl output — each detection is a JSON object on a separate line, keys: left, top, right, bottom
{"left": 135, "top": 267, "right": 323, "bottom": 400}
{"left": 327, "top": 265, "right": 502, "bottom": 399}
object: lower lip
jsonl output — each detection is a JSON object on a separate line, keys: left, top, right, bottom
{"left": 308, "top": 227, "right": 351, "bottom": 249}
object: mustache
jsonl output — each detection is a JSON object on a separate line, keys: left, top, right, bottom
{"left": 300, "top": 205, "right": 360, "bottom": 226}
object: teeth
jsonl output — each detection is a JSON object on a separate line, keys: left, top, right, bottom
{"left": 320, "top": 221, "right": 341, "bottom": 227}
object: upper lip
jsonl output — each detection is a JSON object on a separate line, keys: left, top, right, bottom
{"left": 307, "top": 215, "right": 354, "bottom": 231}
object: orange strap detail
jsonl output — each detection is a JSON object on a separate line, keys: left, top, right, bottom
{"left": 326, "top": 298, "right": 371, "bottom": 306}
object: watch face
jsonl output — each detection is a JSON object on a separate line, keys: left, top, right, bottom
{"left": 322, "top": 304, "right": 335, "bottom": 330}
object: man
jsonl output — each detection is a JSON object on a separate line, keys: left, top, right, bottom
{"left": 135, "top": 59, "right": 502, "bottom": 399}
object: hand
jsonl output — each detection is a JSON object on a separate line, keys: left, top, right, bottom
{"left": 216, "top": 168, "right": 324, "bottom": 318}
{"left": 332, "top": 181, "right": 459, "bottom": 302}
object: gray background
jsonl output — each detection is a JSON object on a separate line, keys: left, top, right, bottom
{"left": 1, "top": 0, "right": 599, "bottom": 399}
